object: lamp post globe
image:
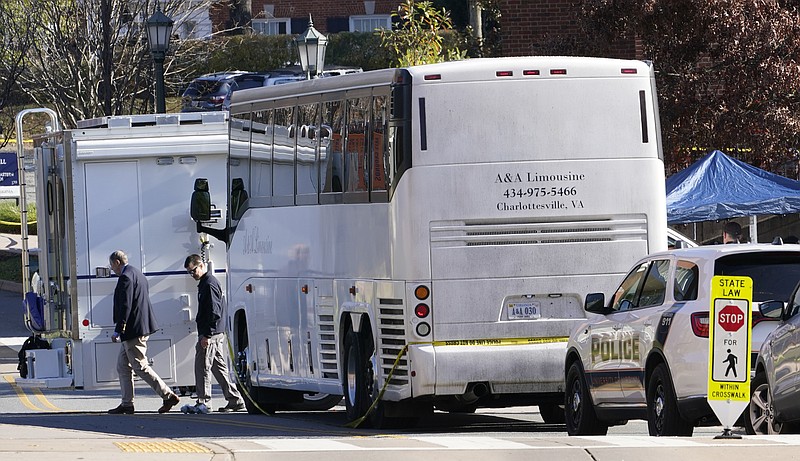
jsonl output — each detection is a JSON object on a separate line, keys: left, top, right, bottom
{"left": 145, "top": 5, "right": 174, "bottom": 113}
{"left": 295, "top": 15, "right": 328, "bottom": 79}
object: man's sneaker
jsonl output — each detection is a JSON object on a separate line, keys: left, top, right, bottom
{"left": 158, "top": 394, "right": 180, "bottom": 414}
{"left": 217, "top": 400, "right": 246, "bottom": 413}
{"left": 181, "top": 403, "right": 210, "bottom": 414}
{"left": 108, "top": 404, "right": 135, "bottom": 414}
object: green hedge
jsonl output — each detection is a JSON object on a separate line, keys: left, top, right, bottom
{"left": 174, "top": 30, "right": 466, "bottom": 86}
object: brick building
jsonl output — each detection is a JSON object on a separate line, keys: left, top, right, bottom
{"left": 204, "top": 0, "right": 640, "bottom": 60}
{"left": 497, "top": 0, "right": 640, "bottom": 59}
{"left": 209, "top": 0, "right": 404, "bottom": 35}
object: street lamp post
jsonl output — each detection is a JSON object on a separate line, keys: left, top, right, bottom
{"left": 295, "top": 15, "right": 328, "bottom": 79}
{"left": 145, "top": 5, "right": 174, "bottom": 113}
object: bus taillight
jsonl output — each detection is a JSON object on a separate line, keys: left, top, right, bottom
{"left": 415, "top": 285, "right": 430, "bottom": 300}
{"left": 621, "top": 68, "right": 638, "bottom": 74}
{"left": 496, "top": 71, "right": 513, "bottom": 77}
{"left": 416, "top": 322, "right": 431, "bottom": 336}
{"left": 415, "top": 303, "right": 430, "bottom": 318}
{"left": 550, "top": 69, "right": 567, "bottom": 75}
{"left": 523, "top": 70, "right": 540, "bottom": 76}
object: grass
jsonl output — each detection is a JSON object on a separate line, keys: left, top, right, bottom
{"left": 0, "top": 251, "right": 37, "bottom": 283}
{"left": 0, "top": 199, "right": 37, "bottom": 283}
{"left": 0, "top": 199, "right": 36, "bottom": 234}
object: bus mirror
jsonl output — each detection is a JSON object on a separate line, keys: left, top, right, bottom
{"left": 191, "top": 178, "right": 211, "bottom": 222}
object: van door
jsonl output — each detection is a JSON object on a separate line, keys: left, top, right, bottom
{"left": 85, "top": 161, "right": 142, "bottom": 327}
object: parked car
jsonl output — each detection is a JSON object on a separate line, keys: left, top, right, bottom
{"left": 182, "top": 70, "right": 308, "bottom": 112}
{"left": 747, "top": 280, "right": 800, "bottom": 434}
{"left": 220, "top": 71, "right": 305, "bottom": 111}
{"left": 180, "top": 71, "right": 249, "bottom": 112}
{"left": 564, "top": 243, "right": 800, "bottom": 436}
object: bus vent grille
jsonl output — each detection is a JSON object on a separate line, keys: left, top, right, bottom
{"left": 377, "top": 297, "right": 409, "bottom": 387}
{"left": 316, "top": 303, "right": 338, "bottom": 380}
{"left": 430, "top": 217, "right": 647, "bottom": 247}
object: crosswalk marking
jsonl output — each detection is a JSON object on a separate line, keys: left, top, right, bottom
{"left": 0, "top": 336, "right": 28, "bottom": 351}
{"left": 412, "top": 436, "right": 532, "bottom": 450}
{"left": 254, "top": 439, "right": 365, "bottom": 451}
{"left": 245, "top": 435, "right": 800, "bottom": 452}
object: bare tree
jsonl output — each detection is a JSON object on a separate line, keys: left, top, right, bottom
{"left": 0, "top": 2, "right": 36, "bottom": 147}
{"left": 577, "top": 0, "right": 800, "bottom": 175}
{"left": 15, "top": 0, "right": 219, "bottom": 129}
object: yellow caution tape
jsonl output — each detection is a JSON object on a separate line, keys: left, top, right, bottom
{"left": 431, "top": 336, "right": 569, "bottom": 347}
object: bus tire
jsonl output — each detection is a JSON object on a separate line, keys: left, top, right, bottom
{"left": 342, "top": 329, "right": 375, "bottom": 423}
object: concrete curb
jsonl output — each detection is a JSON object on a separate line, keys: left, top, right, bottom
{"left": 0, "top": 280, "right": 22, "bottom": 293}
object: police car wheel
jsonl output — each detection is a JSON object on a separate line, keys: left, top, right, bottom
{"left": 745, "top": 372, "right": 783, "bottom": 435}
{"left": 565, "top": 362, "right": 608, "bottom": 436}
{"left": 646, "top": 364, "right": 693, "bottom": 436}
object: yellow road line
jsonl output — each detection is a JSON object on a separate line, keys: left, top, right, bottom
{"left": 32, "top": 387, "right": 66, "bottom": 412}
{"left": 2, "top": 373, "right": 66, "bottom": 412}
{"left": 3, "top": 374, "right": 44, "bottom": 412}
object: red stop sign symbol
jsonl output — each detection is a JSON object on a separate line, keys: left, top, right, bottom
{"left": 718, "top": 305, "right": 745, "bottom": 332}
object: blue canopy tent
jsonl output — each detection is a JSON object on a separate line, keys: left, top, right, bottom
{"left": 666, "top": 150, "right": 800, "bottom": 241}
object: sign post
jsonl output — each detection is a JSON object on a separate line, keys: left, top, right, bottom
{"left": 707, "top": 275, "right": 752, "bottom": 439}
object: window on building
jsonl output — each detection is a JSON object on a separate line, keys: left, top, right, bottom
{"left": 253, "top": 18, "right": 291, "bottom": 35}
{"left": 349, "top": 15, "right": 391, "bottom": 32}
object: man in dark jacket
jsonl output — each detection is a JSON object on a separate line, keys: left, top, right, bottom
{"left": 108, "top": 250, "right": 180, "bottom": 414}
{"left": 184, "top": 254, "right": 245, "bottom": 413}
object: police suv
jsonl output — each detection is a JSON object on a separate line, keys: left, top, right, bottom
{"left": 564, "top": 244, "right": 800, "bottom": 436}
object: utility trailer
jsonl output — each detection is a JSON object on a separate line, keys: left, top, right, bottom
{"left": 15, "top": 109, "right": 229, "bottom": 391}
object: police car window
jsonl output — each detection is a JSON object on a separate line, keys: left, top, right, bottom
{"left": 638, "top": 259, "right": 669, "bottom": 308}
{"left": 611, "top": 262, "right": 649, "bottom": 312}
{"left": 674, "top": 260, "right": 699, "bottom": 301}
{"left": 715, "top": 252, "right": 800, "bottom": 301}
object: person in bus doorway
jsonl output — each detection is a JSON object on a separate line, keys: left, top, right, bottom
{"left": 183, "top": 254, "right": 245, "bottom": 414}
{"left": 108, "top": 250, "right": 181, "bottom": 414}
{"left": 722, "top": 221, "right": 743, "bottom": 244}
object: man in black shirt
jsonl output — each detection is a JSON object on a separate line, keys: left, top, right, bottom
{"left": 184, "top": 254, "right": 245, "bottom": 413}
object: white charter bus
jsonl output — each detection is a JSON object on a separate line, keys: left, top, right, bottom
{"left": 191, "top": 57, "right": 668, "bottom": 427}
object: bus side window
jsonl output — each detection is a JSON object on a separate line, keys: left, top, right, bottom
{"left": 296, "top": 101, "right": 320, "bottom": 205}
{"left": 346, "top": 96, "right": 369, "bottom": 200}
{"left": 250, "top": 109, "right": 273, "bottom": 202}
{"left": 273, "top": 105, "right": 295, "bottom": 206}
{"left": 320, "top": 100, "right": 344, "bottom": 203}
{"left": 231, "top": 177, "right": 249, "bottom": 219}
{"left": 371, "top": 94, "right": 389, "bottom": 203}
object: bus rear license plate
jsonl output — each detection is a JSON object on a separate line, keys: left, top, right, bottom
{"left": 508, "top": 302, "right": 541, "bottom": 320}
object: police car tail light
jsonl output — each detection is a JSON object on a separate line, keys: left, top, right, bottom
{"left": 691, "top": 312, "right": 709, "bottom": 337}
